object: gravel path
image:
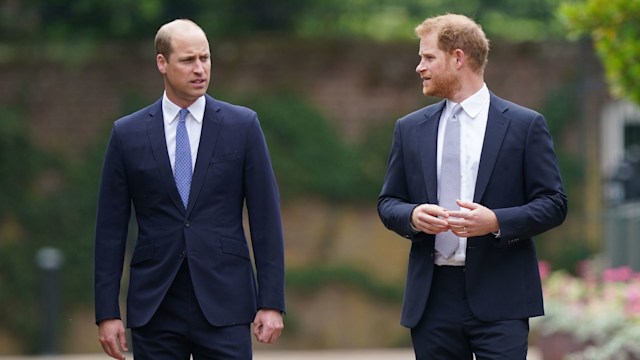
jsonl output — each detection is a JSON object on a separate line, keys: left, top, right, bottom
{"left": 0, "top": 347, "right": 542, "bottom": 359}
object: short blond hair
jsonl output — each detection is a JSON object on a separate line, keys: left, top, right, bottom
{"left": 415, "top": 14, "right": 489, "bottom": 74}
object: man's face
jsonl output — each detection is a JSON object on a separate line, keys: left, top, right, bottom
{"left": 157, "top": 29, "right": 211, "bottom": 108}
{"left": 415, "top": 33, "right": 459, "bottom": 99}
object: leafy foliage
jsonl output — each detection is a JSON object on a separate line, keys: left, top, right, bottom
{"left": 0, "top": 103, "right": 110, "bottom": 352}
{"left": 534, "top": 85, "right": 592, "bottom": 270}
{"left": 287, "top": 264, "right": 403, "bottom": 303}
{"left": 559, "top": 0, "right": 640, "bottom": 105}
{"left": 533, "top": 261, "right": 640, "bottom": 359}
{"left": 0, "top": 89, "right": 394, "bottom": 350}
{"left": 294, "top": 0, "right": 565, "bottom": 42}
{"left": 0, "top": 0, "right": 591, "bottom": 348}
{"left": 240, "top": 93, "right": 385, "bottom": 202}
{"left": 3, "top": 0, "right": 564, "bottom": 43}
{"left": 1, "top": 0, "right": 305, "bottom": 41}
{"left": 0, "top": 106, "right": 53, "bottom": 352}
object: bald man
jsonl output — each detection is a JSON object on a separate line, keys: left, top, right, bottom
{"left": 95, "top": 19, "right": 285, "bottom": 359}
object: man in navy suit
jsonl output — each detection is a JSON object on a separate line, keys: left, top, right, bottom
{"left": 378, "top": 14, "right": 567, "bottom": 359}
{"left": 95, "top": 19, "right": 285, "bottom": 359}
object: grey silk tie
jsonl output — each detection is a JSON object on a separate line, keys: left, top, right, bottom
{"left": 435, "top": 105, "right": 462, "bottom": 258}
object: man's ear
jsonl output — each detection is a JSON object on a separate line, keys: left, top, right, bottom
{"left": 157, "top": 54, "right": 167, "bottom": 74}
{"left": 453, "top": 49, "right": 465, "bottom": 68}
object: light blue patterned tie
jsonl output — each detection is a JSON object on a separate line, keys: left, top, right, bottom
{"left": 174, "top": 108, "right": 192, "bottom": 209}
{"left": 435, "top": 105, "right": 462, "bottom": 258}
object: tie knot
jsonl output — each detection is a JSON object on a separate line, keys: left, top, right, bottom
{"left": 178, "top": 108, "right": 189, "bottom": 123}
{"left": 450, "top": 104, "right": 462, "bottom": 120}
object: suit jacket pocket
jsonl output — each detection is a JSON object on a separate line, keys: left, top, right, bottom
{"left": 220, "top": 237, "right": 250, "bottom": 260}
{"left": 210, "top": 151, "right": 240, "bottom": 164}
{"left": 130, "top": 243, "right": 155, "bottom": 266}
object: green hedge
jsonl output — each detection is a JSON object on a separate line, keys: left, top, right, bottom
{"left": 0, "top": 86, "right": 586, "bottom": 351}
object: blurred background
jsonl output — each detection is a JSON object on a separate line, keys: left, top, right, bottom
{"left": 1, "top": 0, "right": 639, "bottom": 357}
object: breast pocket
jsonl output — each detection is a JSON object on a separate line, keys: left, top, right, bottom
{"left": 204, "top": 151, "right": 243, "bottom": 194}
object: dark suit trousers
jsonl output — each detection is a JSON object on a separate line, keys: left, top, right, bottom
{"left": 131, "top": 259, "right": 252, "bottom": 360}
{"left": 411, "top": 266, "right": 529, "bottom": 360}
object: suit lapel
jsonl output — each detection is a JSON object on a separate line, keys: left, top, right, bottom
{"left": 474, "top": 94, "right": 510, "bottom": 202}
{"left": 186, "top": 96, "right": 221, "bottom": 215}
{"left": 146, "top": 100, "right": 186, "bottom": 211}
{"left": 420, "top": 101, "right": 446, "bottom": 204}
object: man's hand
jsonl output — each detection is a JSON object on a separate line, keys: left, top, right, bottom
{"left": 98, "top": 319, "right": 128, "bottom": 360}
{"left": 410, "top": 204, "right": 450, "bottom": 234}
{"left": 252, "top": 309, "right": 284, "bottom": 344}
{"left": 447, "top": 200, "right": 499, "bottom": 237}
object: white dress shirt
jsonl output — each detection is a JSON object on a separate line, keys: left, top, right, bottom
{"left": 434, "top": 84, "right": 490, "bottom": 266}
{"left": 162, "top": 93, "right": 205, "bottom": 172}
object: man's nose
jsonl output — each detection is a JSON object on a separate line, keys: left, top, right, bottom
{"left": 194, "top": 60, "right": 205, "bottom": 73}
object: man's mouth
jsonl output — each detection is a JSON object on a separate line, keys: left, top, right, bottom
{"left": 191, "top": 79, "right": 207, "bottom": 88}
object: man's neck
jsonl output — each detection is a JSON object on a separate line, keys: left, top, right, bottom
{"left": 449, "top": 75, "right": 484, "bottom": 104}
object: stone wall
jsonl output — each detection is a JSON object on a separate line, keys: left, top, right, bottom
{"left": 0, "top": 37, "right": 608, "bottom": 352}
{"left": 1, "top": 38, "right": 605, "bottom": 153}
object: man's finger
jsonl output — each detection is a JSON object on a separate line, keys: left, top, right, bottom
{"left": 252, "top": 323, "right": 261, "bottom": 337}
{"left": 259, "top": 327, "right": 280, "bottom": 344}
{"left": 456, "top": 199, "right": 477, "bottom": 210}
{"left": 104, "top": 341, "right": 124, "bottom": 360}
{"left": 119, "top": 330, "right": 129, "bottom": 353}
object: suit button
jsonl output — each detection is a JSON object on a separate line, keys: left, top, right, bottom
{"left": 184, "top": 222, "right": 190, "bottom": 228}
{"left": 179, "top": 251, "right": 185, "bottom": 259}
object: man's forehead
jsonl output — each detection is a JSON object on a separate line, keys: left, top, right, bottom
{"left": 419, "top": 37, "right": 440, "bottom": 53}
{"left": 169, "top": 31, "right": 209, "bottom": 49}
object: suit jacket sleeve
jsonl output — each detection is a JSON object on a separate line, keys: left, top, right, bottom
{"left": 491, "top": 112, "right": 567, "bottom": 244}
{"left": 94, "top": 124, "right": 131, "bottom": 324}
{"left": 244, "top": 115, "right": 286, "bottom": 312}
{"left": 377, "top": 119, "right": 425, "bottom": 242}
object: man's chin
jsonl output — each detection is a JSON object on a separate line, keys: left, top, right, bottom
{"left": 422, "top": 87, "right": 435, "bottom": 97}
{"left": 191, "top": 89, "right": 209, "bottom": 98}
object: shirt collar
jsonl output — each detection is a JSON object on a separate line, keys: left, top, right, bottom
{"left": 162, "top": 92, "right": 206, "bottom": 125}
{"left": 445, "top": 83, "right": 490, "bottom": 119}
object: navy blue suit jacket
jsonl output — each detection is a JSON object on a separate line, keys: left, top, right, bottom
{"left": 378, "top": 93, "right": 567, "bottom": 328}
{"left": 95, "top": 94, "right": 285, "bottom": 328}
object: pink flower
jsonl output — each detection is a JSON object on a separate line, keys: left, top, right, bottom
{"left": 624, "top": 283, "right": 640, "bottom": 315}
{"left": 603, "top": 266, "right": 634, "bottom": 283}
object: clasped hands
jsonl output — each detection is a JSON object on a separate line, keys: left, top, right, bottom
{"left": 411, "top": 199, "right": 499, "bottom": 237}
